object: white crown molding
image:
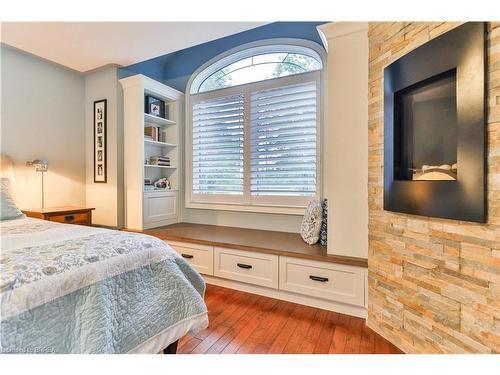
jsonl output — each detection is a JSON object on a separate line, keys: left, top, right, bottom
{"left": 119, "top": 74, "right": 184, "bottom": 100}
{"left": 317, "top": 22, "right": 369, "bottom": 52}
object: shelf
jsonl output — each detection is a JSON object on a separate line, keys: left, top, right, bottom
{"left": 144, "top": 164, "right": 177, "bottom": 169}
{"left": 143, "top": 189, "right": 179, "bottom": 193}
{"left": 144, "top": 113, "right": 176, "bottom": 126}
{"left": 144, "top": 139, "right": 176, "bottom": 147}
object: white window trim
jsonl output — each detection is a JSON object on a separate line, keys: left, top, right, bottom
{"left": 185, "top": 39, "right": 326, "bottom": 215}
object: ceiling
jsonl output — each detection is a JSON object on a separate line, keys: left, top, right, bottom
{"left": 1, "top": 22, "right": 266, "bottom": 72}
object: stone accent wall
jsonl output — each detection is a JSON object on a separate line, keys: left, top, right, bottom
{"left": 367, "top": 22, "right": 500, "bottom": 353}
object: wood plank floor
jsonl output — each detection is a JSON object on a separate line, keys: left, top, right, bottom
{"left": 178, "top": 284, "right": 402, "bottom": 354}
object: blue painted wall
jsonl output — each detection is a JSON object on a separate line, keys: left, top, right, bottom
{"left": 118, "top": 21, "right": 327, "bottom": 92}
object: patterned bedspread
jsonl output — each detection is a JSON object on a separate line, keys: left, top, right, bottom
{"left": 0, "top": 217, "right": 208, "bottom": 353}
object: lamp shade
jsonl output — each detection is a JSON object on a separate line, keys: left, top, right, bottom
{"left": 26, "top": 159, "right": 48, "bottom": 172}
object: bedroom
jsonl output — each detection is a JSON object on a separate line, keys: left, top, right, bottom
{"left": 1, "top": 0, "right": 499, "bottom": 372}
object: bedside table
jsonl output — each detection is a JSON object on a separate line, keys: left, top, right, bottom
{"left": 22, "top": 206, "right": 95, "bottom": 226}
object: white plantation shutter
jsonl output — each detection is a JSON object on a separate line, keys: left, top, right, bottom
{"left": 250, "top": 81, "right": 317, "bottom": 197}
{"left": 192, "top": 94, "right": 244, "bottom": 195}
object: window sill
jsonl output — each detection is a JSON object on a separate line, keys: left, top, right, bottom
{"left": 185, "top": 201, "right": 306, "bottom": 216}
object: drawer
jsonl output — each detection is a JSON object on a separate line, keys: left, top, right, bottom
{"left": 214, "top": 247, "right": 278, "bottom": 288}
{"left": 279, "top": 256, "right": 365, "bottom": 307}
{"left": 167, "top": 241, "right": 213, "bottom": 276}
{"left": 48, "top": 212, "right": 90, "bottom": 225}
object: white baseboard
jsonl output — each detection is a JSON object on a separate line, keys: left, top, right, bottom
{"left": 203, "top": 275, "right": 368, "bottom": 319}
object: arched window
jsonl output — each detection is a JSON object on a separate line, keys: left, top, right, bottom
{"left": 190, "top": 43, "right": 323, "bottom": 94}
{"left": 186, "top": 40, "right": 325, "bottom": 214}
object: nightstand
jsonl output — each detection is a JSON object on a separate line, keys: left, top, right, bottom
{"left": 22, "top": 206, "right": 95, "bottom": 226}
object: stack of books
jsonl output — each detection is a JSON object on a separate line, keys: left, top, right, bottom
{"left": 149, "top": 155, "right": 170, "bottom": 166}
{"left": 144, "top": 126, "right": 162, "bottom": 142}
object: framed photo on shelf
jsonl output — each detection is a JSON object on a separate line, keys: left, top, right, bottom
{"left": 145, "top": 95, "right": 165, "bottom": 118}
{"left": 94, "top": 99, "right": 107, "bottom": 183}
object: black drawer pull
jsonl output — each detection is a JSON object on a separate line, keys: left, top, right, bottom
{"left": 237, "top": 263, "right": 252, "bottom": 270}
{"left": 309, "top": 275, "right": 329, "bottom": 282}
{"left": 181, "top": 253, "right": 194, "bottom": 259}
{"left": 65, "top": 215, "right": 74, "bottom": 221}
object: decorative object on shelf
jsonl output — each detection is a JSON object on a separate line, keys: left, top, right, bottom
{"left": 26, "top": 159, "right": 48, "bottom": 209}
{"left": 93, "top": 99, "right": 107, "bottom": 183}
{"left": 320, "top": 198, "right": 328, "bottom": 246}
{"left": 145, "top": 95, "right": 165, "bottom": 118}
{"left": 144, "top": 178, "right": 155, "bottom": 191}
{"left": 154, "top": 178, "right": 170, "bottom": 190}
{"left": 300, "top": 198, "right": 322, "bottom": 245}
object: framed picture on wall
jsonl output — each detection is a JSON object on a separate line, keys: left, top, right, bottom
{"left": 94, "top": 99, "right": 107, "bottom": 183}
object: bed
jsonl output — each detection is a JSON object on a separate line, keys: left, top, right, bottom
{"left": 0, "top": 156, "right": 208, "bottom": 354}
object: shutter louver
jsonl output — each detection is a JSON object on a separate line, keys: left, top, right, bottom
{"left": 250, "top": 81, "right": 317, "bottom": 197}
{"left": 192, "top": 94, "right": 244, "bottom": 195}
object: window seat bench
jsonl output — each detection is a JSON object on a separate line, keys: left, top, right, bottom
{"left": 142, "top": 223, "right": 368, "bottom": 318}
{"left": 143, "top": 223, "right": 367, "bottom": 268}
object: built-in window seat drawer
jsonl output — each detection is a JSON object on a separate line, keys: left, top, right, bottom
{"left": 168, "top": 241, "right": 214, "bottom": 276}
{"left": 279, "top": 256, "right": 365, "bottom": 307}
{"left": 214, "top": 247, "right": 279, "bottom": 288}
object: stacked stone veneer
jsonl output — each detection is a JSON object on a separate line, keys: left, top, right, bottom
{"left": 367, "top": 22, "right": 500, "bottom": 353}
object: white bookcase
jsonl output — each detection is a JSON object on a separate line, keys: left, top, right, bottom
{"left": 119, "top": 74, "right": 184, "bottom": 230}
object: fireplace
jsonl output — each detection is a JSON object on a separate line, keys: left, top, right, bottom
{"left": 395, "top": 69, "right": 458, "bottom": 182}
{"left": 384, "top": 22, "right": 485, "bottom": 222}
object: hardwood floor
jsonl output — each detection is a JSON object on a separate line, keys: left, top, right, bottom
{"left": 178, "top": 284, "right": 402, "bottom": 354}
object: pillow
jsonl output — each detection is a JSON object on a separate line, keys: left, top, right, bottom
{"left": 300, "top": 198, "right": 322, "bottom": 245}
{"left": 1, "top": 178, "right": 25, "bottom": 220}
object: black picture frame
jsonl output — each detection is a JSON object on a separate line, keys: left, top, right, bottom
{"left": 94, "top": 99, "right": 107, "bottom": 183}
{"left": 145, "top": 95, "right": 165, "bottom": 118}
{"left": 384, "top": 22, "right": 486, "bottom": 223}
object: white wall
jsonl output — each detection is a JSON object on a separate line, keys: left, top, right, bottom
{"left": 1, "top": 46, "right": 86, "bottom": 209}
{"left": 318, "top": 23, "right": 369, "bottom": 258}
{"left": 85, "top": 66, "right": 124, "bottom": 227}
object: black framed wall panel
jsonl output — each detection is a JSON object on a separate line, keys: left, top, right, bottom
{"left": 383, "top": 22, "right": 486, "bottom": 222}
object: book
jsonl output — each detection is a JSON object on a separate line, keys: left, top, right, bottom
{"left": 144, "top": 126, "right": 156, "bottom": 141}
{"left": 157, "top": 127, "right": 162, "bottom": 142}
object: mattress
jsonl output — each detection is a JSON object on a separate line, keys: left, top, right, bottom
{"left": 0, "top": 217, "right": 208, "bottom": 353}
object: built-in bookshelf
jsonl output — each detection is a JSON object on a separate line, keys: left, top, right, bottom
{"left": 144, "top": 113, "right": 176, "bottom": 126}
{"left": 144, "top": 139, "right": 176, "bottom": 148}
{"left": 120, "top": 74, "right": 184, "bottom": 230}
{"left": 144, "top": 164, "right": 177, "bottom": 169}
